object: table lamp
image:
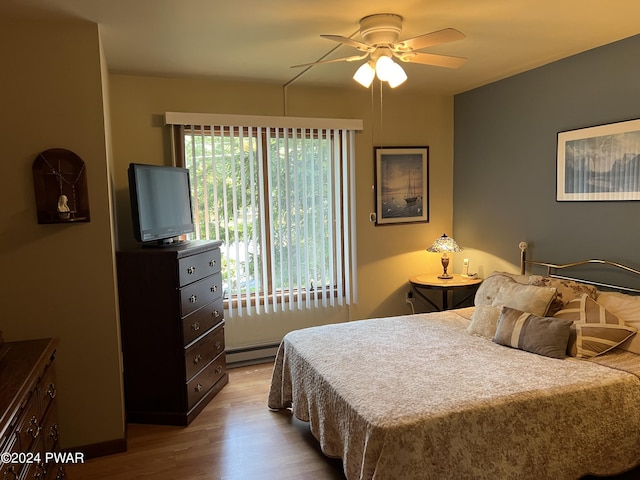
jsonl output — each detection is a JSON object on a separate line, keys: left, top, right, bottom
{"left": 427, "top": 233, "right": 462, "bottom": 279}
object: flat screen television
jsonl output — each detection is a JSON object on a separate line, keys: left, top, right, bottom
{"left": 128, "top": 163, "right": 195, "bottom": 246}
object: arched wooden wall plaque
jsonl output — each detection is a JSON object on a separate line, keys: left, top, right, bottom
{"left": 32, "top": 148, "right": 91, "bottom": 224}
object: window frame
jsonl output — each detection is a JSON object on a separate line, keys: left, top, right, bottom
{"left": 176, "top": 124, "right": 349, "bottom": 311}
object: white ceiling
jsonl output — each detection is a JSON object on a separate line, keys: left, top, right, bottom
{"left": 3, "top": 0, "right": 640, "bottom": 94}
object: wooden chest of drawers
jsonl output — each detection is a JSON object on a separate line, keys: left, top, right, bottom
{"left": 116, "top": 240, "right": 228, "bottom": 425}
{"left": 0, "top": 338, "right": 64, "bottom": 480}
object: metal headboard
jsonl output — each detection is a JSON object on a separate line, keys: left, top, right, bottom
{"left": 519, "top": 241, "right": 640, "bottom": 294}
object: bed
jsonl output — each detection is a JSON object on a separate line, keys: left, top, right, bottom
{"left": 268, "top": 243, "right": 640, "bottom": 479}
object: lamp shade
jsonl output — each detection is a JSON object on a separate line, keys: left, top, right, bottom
{"left": 387, "top": 62, "right": 407, "bottom": 88}
{"left": 427, "top": 233, "right": 461, "bottom": 279}
{"left": 375, "top": 55, "right": 395, "bottom": 81}
{"left": 427, "top": 233, "right": 461, "bottom": 253}
{"left": 354, "top": 54, "right": 408, "bottom": 89}
{"left": 353, "top": 62, "right": 375, "bottom": 88}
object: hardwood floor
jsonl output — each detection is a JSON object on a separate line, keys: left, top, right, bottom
{"left": 66, "top": 361, "right": 640, "bottom": 480}
{"left": 65, "top": 362, "right": 345, "bottom": 480}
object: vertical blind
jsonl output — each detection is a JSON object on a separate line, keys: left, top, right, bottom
{"left": 166, "top": 112, "right": 362, "bottom": 318}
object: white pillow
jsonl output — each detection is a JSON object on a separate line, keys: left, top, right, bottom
{"left": 597, "top": 291, "right": 640, "bottom": 354}
{"left": 467, "top": 305, "right": 502, "bottom": 339}
{"left": 491, "top": 283, "right": 557, "bottom": 317}
{"left": 474, "top": 271, "right": 530, "bottom": 307}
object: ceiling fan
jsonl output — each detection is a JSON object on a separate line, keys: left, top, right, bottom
{"left": 292, "top": 14, "right": 467, "bottom": 88}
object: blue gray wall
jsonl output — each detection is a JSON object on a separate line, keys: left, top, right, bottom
{"left": 453, "top": 34, "right": 640, "bottom": 287}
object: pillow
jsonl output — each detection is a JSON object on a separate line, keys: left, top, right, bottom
{"left": 595, "top": 291, "right": 640, "bottom": 354}
{"left": 493, "top": 307, "right": 572, "bottom": 359}
{"left": 554, "top": 294, "right": 637, "bottom": 358}
{"left": 491, "top": 283, "right": 557, "bottom": 317}
{"left": 474, "top": 271, "right": 529, "bottom": 307}
{"left": 467, "top": 304, "right": 502, "bottom": 338}
{"left": 528, "top": 275, "right": 598, "bottom": 315}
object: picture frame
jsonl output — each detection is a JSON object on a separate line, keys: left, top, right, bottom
{"left": 557, "top": 118, "right": 640, "bottom": 201}
{"left": 374, "top": 146, "right": 429, "bottom": 225}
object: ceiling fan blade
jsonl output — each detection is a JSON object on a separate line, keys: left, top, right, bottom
{"left": 397, "top": 51, "right": 467, "bottom": 68}
{"left": 320, "top": 34, "right": 373, "bottom": 52}
{"left": 393, "top": 28, "right": 465, "bottom": 52}
{"left": 291, "top": 53, "right": 368, "bottom": 68}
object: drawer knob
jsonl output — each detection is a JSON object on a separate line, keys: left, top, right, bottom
{"left": 49, "top": 423, "right": 60, "bottom": 442}
{"left": 215, "top": 365, "right": 223, "bottom": 375}
{"left": 209, "top": 259, "right": 217, "bottom": 267}
{"left": 28, "top": 415, "right": 40, "bottom": 439}
{"left": 195, "top": 383, "right": 203, "bottom": 393}
{"left": 210, "top": 285, "right": 218, "bottom": 293}
{"left": 189, "top": 295, "right": 197, "bottom": 304}
{"left": 215, "top": 341, "right": 222, "bottom": 352}
{"left": 212, "top": 310, "right": 220, "bottom": 318}
{"left": 4, "top": 466, "right": 17, "bottom": 480}
{"left": 46, "top": 382, "right": 57, "bottom": 399}
{"left": 193, "top": 354, "right": 202, "bottom": 365}
{"left": 187, "top": 266, "right": 196, "bottom": 275}
{"left": 55, "top": 466, "right": 66, "bottom": 480}
{"left": 191, "top": 322, "right": 200, "bottom": 332}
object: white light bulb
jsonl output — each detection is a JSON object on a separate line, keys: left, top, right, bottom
{"left": 353, "top": 62, "right": 375, "bottom": 88}
{"left": 375, "top": 56, "right": 394, "bottom": 81}
{"left": 387, "top": 62, "right": 407, "bottom": 88}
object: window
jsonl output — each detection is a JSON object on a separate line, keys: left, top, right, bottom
{"left": 167, "top": 113, "right": 360, "bottom": 317}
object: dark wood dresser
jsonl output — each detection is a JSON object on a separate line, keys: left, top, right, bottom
{"left": 0, "top": 338, "right": 65, "bottom": 480}
{"left": 116, "top": 240, "right": 228, "bottom": 425}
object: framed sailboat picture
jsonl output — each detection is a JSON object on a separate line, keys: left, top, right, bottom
{"left": 374, "top": 146, "right": 429, "bottom": 225}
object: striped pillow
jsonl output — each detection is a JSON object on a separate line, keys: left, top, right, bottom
{"left": 597, "top": 292, "right": 640, "bottom": 354}
{"left": 554, "top": 294, "right": 637, "bottom": 358}
{"left": 494, "top": 307, "right": 572, "bottom": 359}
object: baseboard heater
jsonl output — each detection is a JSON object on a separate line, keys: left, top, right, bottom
{"left": 226, "top": 342, "right": 281, "bottom": 368}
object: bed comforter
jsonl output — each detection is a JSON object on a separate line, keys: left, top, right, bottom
{"left": 268, "top": 308, "right": 640, "bottom": 480}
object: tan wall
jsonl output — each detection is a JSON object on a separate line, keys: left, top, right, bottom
{"left": 0, "top": 19, "right": 124, "bottom": 449}
{"left": 109, "top": 75, "right": 455, "bottom": 347}
{"left": 0, "top": 12, "right": 455, "bottom": 449}
{"left": 0, "top": 14, "right": 455, "bottom": 449}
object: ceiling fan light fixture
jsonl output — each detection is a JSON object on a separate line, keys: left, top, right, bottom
{"left": 293, "top": 14, "right": 466, "bottom": 90}
{"left": 353, "top": 61, "right": 375, "bottom": 88}
{"left": 375, "top": 55, "right": 394, "bottom": 81}
{"left": 387, "top": 62, "right": 407, "bottom": 88}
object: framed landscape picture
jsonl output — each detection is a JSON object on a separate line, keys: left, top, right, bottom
{"left": 557, "top": 118, "right": 640, "bottom": 201}
{"left": 374, "top": 146, "right": 429, "bottom": 225}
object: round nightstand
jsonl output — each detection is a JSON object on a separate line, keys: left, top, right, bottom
{"left": 409, "top": 273, "right": 482, "bottom": 311}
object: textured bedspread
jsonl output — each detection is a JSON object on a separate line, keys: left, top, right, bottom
{"left": 268, "top": 308, "right": 640, "bottom": 480}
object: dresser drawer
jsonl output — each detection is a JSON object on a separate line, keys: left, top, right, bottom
{"left": 182, "top": 296, "right": 224, "bottom": 345}
{"left": 179, "top": 272, "right": 222, "bottom": 317}
{"left": 178, "top": 249, "right": 221, "bottom": 287}
{"left": 118, "top": 241, "right": 226, "bottom": 425}
{"left": 21, "top": 461, "right": 46, "bottom": 480}
{"left": 16, "top": 394, "right": 40, "bottom": 452}
{"left": 46, "top": 464, "right": 66, "bottom": 480}
{"left": 0, "top": 434, "right": 21, "bottom": 479}
{"left": 0, "top": 339, "right": 61, "bottom": 478}
{"left": 186, "top": 355, "right": 226, "bottom": 410}
{"left": 41, "top": 403, "right": 60, "bottom": 453}
{"left": 184, "top": 324, "right": 225, "bottom": 381}
{"left": 39, "top": 365, "right": 57, "bottom": 417}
